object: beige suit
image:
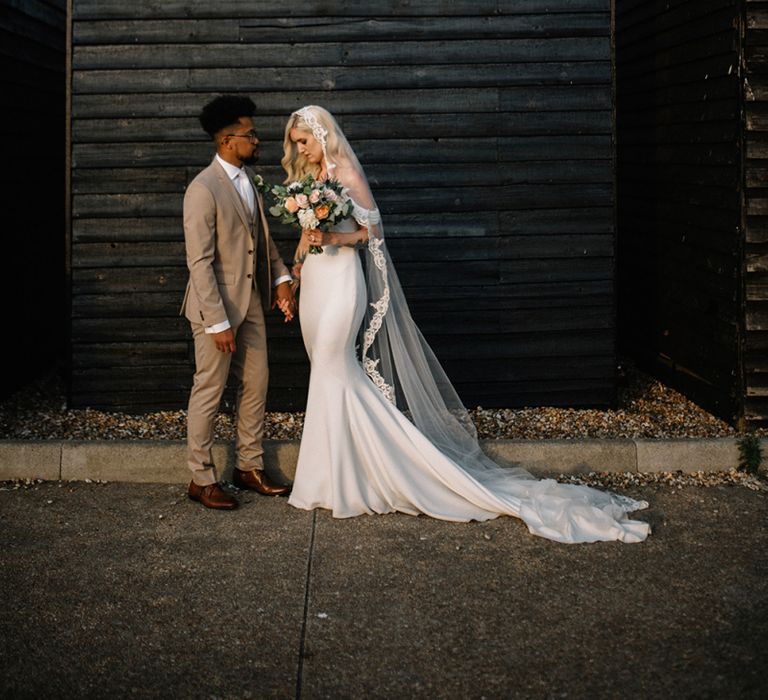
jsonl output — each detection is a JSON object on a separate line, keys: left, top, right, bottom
{"left": 181, "top": 157, "right": 290, "bottom": 485}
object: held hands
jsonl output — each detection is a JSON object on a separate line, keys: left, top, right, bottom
{"left": 273, "top": 280, "right": 297, "bottom": 323}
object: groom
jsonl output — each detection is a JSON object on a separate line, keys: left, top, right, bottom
{"left": 181, "top": 95, "right": 295, "bottom": 510}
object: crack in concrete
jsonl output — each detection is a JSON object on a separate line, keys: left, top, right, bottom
{"left": 295, "top": 509, "right": 317, "bottom": 700}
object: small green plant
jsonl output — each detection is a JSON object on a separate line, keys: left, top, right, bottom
{"left": 737, "top": 433, "right": 763, "bottom": 475}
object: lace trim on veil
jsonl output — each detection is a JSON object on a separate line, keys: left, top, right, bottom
{"left": 355, "top": 205, "right": 395, "bottom": 405}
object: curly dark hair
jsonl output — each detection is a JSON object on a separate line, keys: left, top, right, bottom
{"left": 199, "top": 94, "right": 256, "bottom": 138}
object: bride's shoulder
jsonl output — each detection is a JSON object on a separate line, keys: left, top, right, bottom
{"left": 334, "top": 163, "right": 365, "bottom": 188}
{"left": 333, "top": 165, "right": 376, "bottom": 211}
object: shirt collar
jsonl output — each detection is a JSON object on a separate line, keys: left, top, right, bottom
{"left": 215, "top": 154, "right": 246, "bottom": 181}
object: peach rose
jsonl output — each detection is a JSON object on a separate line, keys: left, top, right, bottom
{"left": 284, "top": 196, "right": 299, "bottom": 213}
{"left": 315, "top": 204, "right": 330, "bottom": 220}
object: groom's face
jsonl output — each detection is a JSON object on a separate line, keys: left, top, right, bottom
{"left": 221, "top": 116, "right": 260, "bottom": 166}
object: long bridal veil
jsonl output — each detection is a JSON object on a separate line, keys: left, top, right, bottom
{"left": 289, "top": 106, "right": 649, "bottom": 543}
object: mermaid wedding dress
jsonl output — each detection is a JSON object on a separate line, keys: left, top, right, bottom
{"left": 284, "top": 106, "right": 650, "bottom": 544}
{"left": 288, "top": 212, "right": 649, "bottom": 544}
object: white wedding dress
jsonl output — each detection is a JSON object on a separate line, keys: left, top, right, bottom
{"left": 287, "top": 218, "right": 650, "bottom": 544}
{"left": 283, "top": 105, "right": 649, "bottom": 544}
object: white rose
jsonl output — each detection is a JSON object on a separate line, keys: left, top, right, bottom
{"left": 298, "top": 209, "right": 319, "bottom": 230}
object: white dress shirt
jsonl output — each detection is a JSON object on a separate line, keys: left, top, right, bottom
{"left": 205, "top": 156, "right": 291, "bottom": 334}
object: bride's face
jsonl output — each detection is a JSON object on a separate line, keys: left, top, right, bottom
{"left": 290, "top": 128, "right": 323, "bottom": 164}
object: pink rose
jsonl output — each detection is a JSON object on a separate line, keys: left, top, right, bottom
{"left": 309, "top": 189, "right": 321, "bottom": 203}
{"left": 284, "top": 196, "right": 299, "bottom": 213}
{"left": 295, "top": 193, "right": 309, "bottom": 209}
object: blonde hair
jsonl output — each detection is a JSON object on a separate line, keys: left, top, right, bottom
{"left": 281, "top": 105, "right": 351, "bottom": 183}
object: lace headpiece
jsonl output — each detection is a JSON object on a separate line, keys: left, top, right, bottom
{"left": 293, "top": 106, "right": 335, "bottom": 171}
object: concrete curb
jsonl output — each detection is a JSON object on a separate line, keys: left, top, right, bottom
{"left": 1, "top": 437, "right": 764, "bottom": 484}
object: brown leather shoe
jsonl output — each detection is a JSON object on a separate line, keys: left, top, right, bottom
{"left": 232, "top": 468, "right": 291, "bottom": 496}
{"left": 188, "top": 481, "right": 238, "bottom": 510}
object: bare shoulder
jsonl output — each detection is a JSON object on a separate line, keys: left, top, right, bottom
{"left": 335, "top": 164, "right": 365, "bottom": 188}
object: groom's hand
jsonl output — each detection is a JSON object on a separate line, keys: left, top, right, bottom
{"left": 213, "top": 328, "right": 236, "bottom": 353}
{"left": 273, "top": 281, "right": 296, "bottom": 323}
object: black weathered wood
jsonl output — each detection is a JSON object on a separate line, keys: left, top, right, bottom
{"left": 1, "top": 3, "right": 66, "bottom": 47}
{"left": 68, "top": 0, "right": 617, "bottom": 412}
{"left": 72, "top": 135, "right": 617, "bottom": 169}
{"left": 71, "top": 112, "right": 611, "bottom": 144}
{"left": 72, "top": 183, "right": 612, "bottom": 219}
{"left": 618, "top": 1, "right": 738, "bottom": 48}
{"left": 746, "top": 5, "right": 768, "bottom": 426}
{"left": 66, "top": 86, "right": 611, "bottom": 119}
{"left": 72, "top": 62, "right": 611, "bottom": 94}
{"left": 71, "top": 88, "right": 503, "bottom": 118}
{"left": 74, "top": 14, "right": 609, "bottom": 46}
{"left": 72, "top": 0, "right": 607, "bottom": 21}
{"left": 72, "top": 161, "right": 612, "bottom": 196}
{"left": 72, "top": 37, "right": 609, "bottom": 70}
{"left": 614, "top": 0, "right": 768, "bottom": 425}
{"left": 1, "top": 0, "right": 65, "bottom": 400}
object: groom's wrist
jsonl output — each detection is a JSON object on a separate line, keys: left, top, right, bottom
{"left": 273, "top": 274, "right": 292, "bottom": 287}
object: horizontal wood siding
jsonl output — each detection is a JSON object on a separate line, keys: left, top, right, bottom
{"left": 615, "top": 0, "right": 744, "bottom": 421}
{"left": 744, "top": 0, "right": 768, "bottom": 426}
{"left": 69, "top": 0, "right": 616, "bottom": 411}
{"left": 1, "top": 0, "right": 67, "bottom": 398}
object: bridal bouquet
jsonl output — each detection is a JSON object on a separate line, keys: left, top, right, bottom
{"left": 254, "top": 174, "right": 352, "bottom": 254}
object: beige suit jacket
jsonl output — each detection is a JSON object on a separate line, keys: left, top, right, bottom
{"left": 180, "top": 158, "right": 290, "bottom": 329}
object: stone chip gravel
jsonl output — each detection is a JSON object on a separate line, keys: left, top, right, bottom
{"left": 1, "top": 362, "right": 758, "bottom": 442}
{"left": 0, "top": 363, "right": 766, "bottom": 492}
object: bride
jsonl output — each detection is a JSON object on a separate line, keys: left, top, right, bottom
{"left": 280, "top": 105, "right": 649, "bottom": 544}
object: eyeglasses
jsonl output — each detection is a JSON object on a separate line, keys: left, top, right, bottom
{"left": 226, "top": 131, "right": 259, "bottom": 142}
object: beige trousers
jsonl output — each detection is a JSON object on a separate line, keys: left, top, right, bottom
{"left": 186, "top": 287, "right": 268, "bottom": 486}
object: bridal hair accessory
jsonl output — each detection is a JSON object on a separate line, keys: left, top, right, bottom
{"left": 293, "top": 106, "right": 335, "bottom": 172}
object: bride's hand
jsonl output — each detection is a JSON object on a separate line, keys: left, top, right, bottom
{"left": 306, "top": 229, "right": 332, "bottom": 247}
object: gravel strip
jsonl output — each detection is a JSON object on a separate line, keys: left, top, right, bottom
{"left": 3, "top": 468, "right": 766, "bottom": 492}
{"left": 1, "top": 362, "right": 756, "bottom": 442}
{"left": 2, "top": 360, "right": 766, "bottom": 492}
{"left": 559, "top": 468, "right": 767, "bottom": 492}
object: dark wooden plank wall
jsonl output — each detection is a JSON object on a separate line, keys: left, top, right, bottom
{"left": 69, "top": 0, "right": 617, "bottom": 411}
{"left": 1, "top": 0, "right": 67, "bottom": 398}
{"left": 615, "top": 0, "right": 744, "bottom": 421}
{"left": 745, "top": 0, "right": 768, "bottom": 426}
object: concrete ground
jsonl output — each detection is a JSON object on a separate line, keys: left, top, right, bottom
{"left": 1, "top": 480, "right": 766, "bottom": 699}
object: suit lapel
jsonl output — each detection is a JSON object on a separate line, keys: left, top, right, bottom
{"left": 255, "top": 190, "right": 272, "bottom": 293}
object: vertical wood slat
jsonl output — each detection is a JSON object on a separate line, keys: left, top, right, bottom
{"left": 68, "top": 0, "right": 617, "bottom": 412}
{"left": 744, "top": 0, "right": 768, "bottom": 426}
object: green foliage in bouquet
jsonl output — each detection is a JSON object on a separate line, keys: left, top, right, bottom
{"left": 253, "top": 173, "right": 352, "bottom": 254}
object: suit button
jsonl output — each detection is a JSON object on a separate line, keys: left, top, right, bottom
{"left": 247, "top": 273, "right": 252, "bottom": 279}
{"left": 248, "top": 250, "right": 253, "bottom": 255}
